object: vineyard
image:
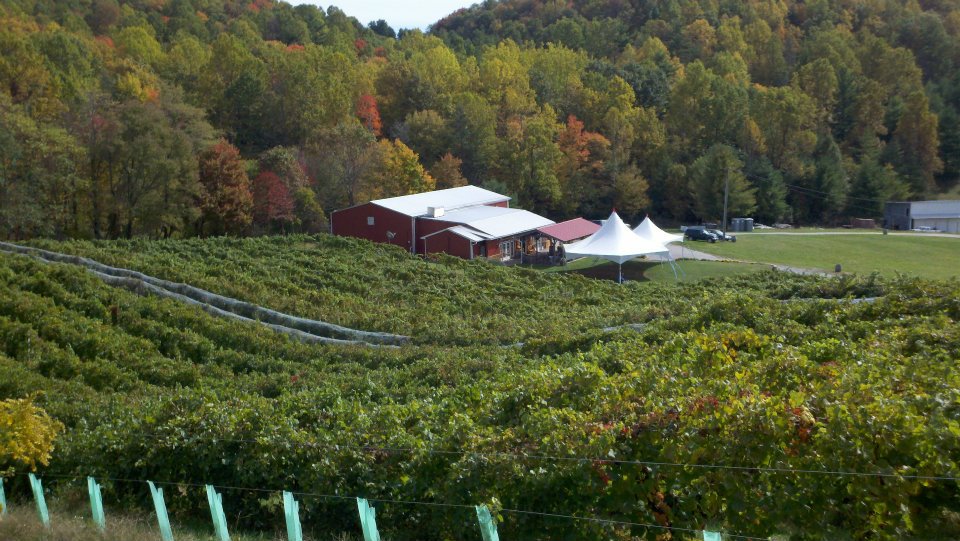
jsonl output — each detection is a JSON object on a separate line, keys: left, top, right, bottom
{"left": 1, "top": 234, "right": 959, "bottom": 540}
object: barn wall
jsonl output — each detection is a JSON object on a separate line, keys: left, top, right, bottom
{"left": 331, "top": 203, "right": 415, "bottom": 252}
{"left": 415, "top": 219, "right": 459, "bottom": 254}
{"left": 883, "top": 202, "right": 911, "bottom": 230}
{"left": 423, "top": 230, "right": 476, "bottom": 259}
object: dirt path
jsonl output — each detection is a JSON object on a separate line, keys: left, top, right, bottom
{"left": 666, "top": 243, "right": 720, "bottom": 261}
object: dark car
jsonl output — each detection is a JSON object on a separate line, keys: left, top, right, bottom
{"left": 706, "top": 229, "right": 737, "bottom": 242}
{"left": 684, "top": 227, "right": 718, "bottom": 243}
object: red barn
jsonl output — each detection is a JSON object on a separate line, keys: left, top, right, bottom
{"left": 330, "top": 186, "right": 554, "bottom": 259}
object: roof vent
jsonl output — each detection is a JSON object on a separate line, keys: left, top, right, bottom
{"left": 427, "top": 206, "right": 445, "bottom": 217}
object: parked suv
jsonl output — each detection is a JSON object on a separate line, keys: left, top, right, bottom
{"left": 706, "top": 229, "right": 737, "bottom": 242}
{"left": 684, "top": 227, "right": 718, "bottom": 243}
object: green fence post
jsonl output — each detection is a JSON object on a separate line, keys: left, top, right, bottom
{"left": 356, "top": 498, "right": 381, "bottom": 541}
{"left": 475, "top": 505, "right": 500, "bottom": 541}
{"left": 205, "top": 485, "right": 231, "bottom": 541}
{"left": 283, "top": 491, "right": 303, "bottom": 541}
{"left": 148, "top": 481, "right": 175, "bottom": 541}
{"left": 0, "top": 477, "right": 6, "bottom": 517}
{"left": 27, "top": 473, "right": 50, "bottom": 528}
{"left": 703, "top": 531, "right": 722, "bottom": 541}
{"left": 87, "top": 476, "right": 106, "bottom": 532}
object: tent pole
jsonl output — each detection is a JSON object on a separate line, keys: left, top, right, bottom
{"left": 619, "top": 263, "right": 623, "bottom": 284}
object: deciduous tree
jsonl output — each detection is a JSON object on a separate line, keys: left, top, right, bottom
{"left": 430, "top": 153, "right": 469, "bottom": 189}
{"left": 198, "top": 139, "right": 253, "bottom": 235}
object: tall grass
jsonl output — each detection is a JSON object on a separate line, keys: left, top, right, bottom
{"left": 0, "top": 503, "right": 327, "bottom": 541}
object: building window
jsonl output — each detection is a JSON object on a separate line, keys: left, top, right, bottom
{"left": 367, "top": 216, "right": 375, "bottom": 226}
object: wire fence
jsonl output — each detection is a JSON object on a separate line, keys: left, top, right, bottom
{"left": 5, "top": 471, "right": 768, "bottom": 540}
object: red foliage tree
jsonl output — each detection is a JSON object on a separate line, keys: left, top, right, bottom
{"left": 356, "top": 94, "right": 382, "bottom": 136}
{"left": 252, "top": 170, "right": 295, "bottom": 228}
{"left": 354, "top": 38, "right": 368, "bottom": 55}
{"left": 197, "top": 139, "right": 253, "bottom": 235}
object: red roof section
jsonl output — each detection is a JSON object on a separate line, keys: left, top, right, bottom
{"left": 537, "top": 218, "right": 600, "bottom": 242}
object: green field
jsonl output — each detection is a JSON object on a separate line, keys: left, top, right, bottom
{"left": 687, "top": 233, "right": 960, "bottom": 279}
{"left": 1, "top": 235, "right": 959, "bottom": 541}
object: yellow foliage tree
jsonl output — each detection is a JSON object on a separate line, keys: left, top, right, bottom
{"left": 360, "top": 139, "right": 435, "bottom": 200}
{"left": 0, "top": 398, "right": 63, "bottom": 473}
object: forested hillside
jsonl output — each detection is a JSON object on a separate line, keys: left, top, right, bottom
{"left": 1, "top": 0, "right": 958, "bottom": 241}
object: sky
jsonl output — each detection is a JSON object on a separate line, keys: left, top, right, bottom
{"left": 296, "top": 2, "right": 477, "bottom": 31}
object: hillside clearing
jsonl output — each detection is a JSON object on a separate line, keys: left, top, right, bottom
{"left": 684, "top": 233, "right": 960, "bottom": 279}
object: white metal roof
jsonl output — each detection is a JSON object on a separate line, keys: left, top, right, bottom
{"left": 445, "top": 225, "right": 488, "bottom": 242}
{"left": 453, "top": 207, "right": 555, "bottom": 238}
{"left": 426, "top": 206, "right": 555, "bottom": 239}
{"left": 371, "top": 186, "right": 510, "bottom": 217}
{"left": 566, "top": 211, "right": 669, "bottom": 264}
{"left": 634, "top": 216, "right": 684, "bottom": 244}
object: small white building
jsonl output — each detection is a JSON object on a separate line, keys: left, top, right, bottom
{"left": 884, "top": 200, "right": 960, "bottom": 233}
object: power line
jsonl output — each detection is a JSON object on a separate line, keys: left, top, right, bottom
{"left": 129, "top": 433, "right": 960, "bottom": 482}
{"left": 784, "top": 183, "right": 888, "bottom": 204}
{"left": 783, "top": 184, "right": 886, "bottom": 216}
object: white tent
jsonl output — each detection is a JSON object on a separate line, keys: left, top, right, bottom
{"left": 564, "top": 211, "right": 668, "bottom": 282}
{"left": 633, "top": 216, "right": 684, "bottom": 245}
{"left": 633, "top": 215, "right": 685, "bottom": 279}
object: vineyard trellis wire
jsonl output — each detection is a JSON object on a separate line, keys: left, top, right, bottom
{"left": 4, "top": 472, "right": 762, "bottom": 540}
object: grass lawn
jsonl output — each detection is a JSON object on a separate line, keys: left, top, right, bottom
{"left": 688, "top": 233, "right": 960, "bottom": 280}
{"left": 542, "top": 256, "right": 767, "bottom": 283}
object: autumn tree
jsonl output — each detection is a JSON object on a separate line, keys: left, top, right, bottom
{"left": 557, "top": 114, "right": 612, "bottom": 217}
{"left": 361, "top": 139, "right": 435, "bottom": 200}
{"left": 612, "top": 165, "right": 651, "bottom": 222}
{"left": 430, "top": 153, "right": 469, "bottom": 189}
{"left": 258, "top": 146, "right": 324, "bottom": 231}
{"left": 356, "top": 94, "right": 382, "bottom": 136}
{"left": 197, "top": 139, "right": 253, "bottom": 235}
{"left": 252, "top": 171, "right": 295, "bottom": 231}
{"left": 0, "top": 398, "right": 63, "bottom": 473}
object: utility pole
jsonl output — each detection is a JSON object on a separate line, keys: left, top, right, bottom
{"left": 722, "top": 165, "right": 730, "bottom": 238}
